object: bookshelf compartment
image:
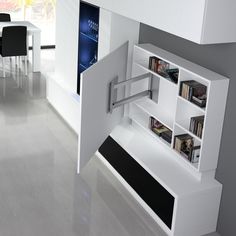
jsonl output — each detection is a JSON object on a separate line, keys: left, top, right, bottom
{"left": 130, "top": 103, "right": 172, "bottom": 147}
{"left": 175, "top": 98, "right": 205, "bottom": 141}
{"left": 179, "top": 71, "right": 209, "bottom": 109}
{"left": 132, "top": 98, "right": 174, "bottom": 130}
{"left": 177, "top": 95, "right": 206, "bottom": 113}
{"left": 173, "top": 125, "right": 201, "bottom": 167}
{"left": 175, "top": 119, "right": 203, "bottom": 142}
{"left": 150, "top": 117, "right": 173, "bottom": 146}
{"left": 133, "top": 45, "right": 180, "bottom": 85}
{"left": 176, "top": 96, "right": 205, "bottom": 125}
{"left": 130, "top": 62, "right": 177, "bottom": 131}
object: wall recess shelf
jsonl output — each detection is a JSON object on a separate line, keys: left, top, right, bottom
{"left": 77, "top": 42, "right": 229, "bottom": 236}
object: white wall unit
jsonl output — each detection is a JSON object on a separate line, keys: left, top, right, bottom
{"left": 85, "top": 0, "right": 236, "bottom": 44}
{"left": 201, "top": 0, "right": 236, "bottom": 44}
{"left": 48, "top": 1, "right": 140, "bottom": 134}
{"left": 78, "top": 42, "right": 229, "bottom": 235}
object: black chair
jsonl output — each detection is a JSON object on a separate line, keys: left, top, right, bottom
{"left": 0, "top": 13, "right": 11, "bottom": 22}
{"left": 0, "top": 13, "right": 11, "bottom": 46}
{"left": 0, "top": 26, "right": 27, "bottom": 77}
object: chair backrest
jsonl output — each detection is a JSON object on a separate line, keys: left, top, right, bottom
{"left": 1, "top": 26, "right": 27, "bottom": 57}
{"left": 0, "top": 13, "right": 11, "bottom": 22}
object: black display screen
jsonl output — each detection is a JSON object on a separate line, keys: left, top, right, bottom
{"left": 77, "top": 1, "right": 100, "bottom": 94}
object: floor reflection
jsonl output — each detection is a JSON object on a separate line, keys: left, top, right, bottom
{"left": 75, "top": 157, "right": 166, "bottom": 236}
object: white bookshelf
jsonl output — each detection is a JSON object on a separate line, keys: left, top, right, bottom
{"left": 130, "top": 43, "right": 229, "bottom": 176}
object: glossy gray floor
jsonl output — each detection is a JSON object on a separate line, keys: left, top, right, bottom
{"left": 0, "top": 51, "right": 219, "bottom": 236}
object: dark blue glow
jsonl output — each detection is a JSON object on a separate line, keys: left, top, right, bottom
{"left": 77, "top": 2, "right": 100, "bottom": 94}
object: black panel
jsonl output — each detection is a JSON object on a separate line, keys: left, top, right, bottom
{"left": 99, "top": 136, "right": 175, "bottom": 229}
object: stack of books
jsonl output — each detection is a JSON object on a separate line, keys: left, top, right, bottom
{"left": 174, "top": 134, "right": 200, "bottom": 163}
{"left": 190, "top": 116, "right": 204, "bottom": 138}
{"left": 150, "top": 117, "right": 172, "bottom": 144}
{"left": 148, "top": 56, "right": 179, "bottom": 83}
{"left": 180, "top": 80, "right": 207, "bottom": 108}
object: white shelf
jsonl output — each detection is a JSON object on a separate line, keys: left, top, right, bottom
{"left": 175, "top": 121, "right": 202, "bottom": 143}
{"left": 178, "top": 96, "right": 206, "bottom": 113}
{"left": 133, "top": 98, "right": 174, "bottom": 130}
{"left": 133, "top": 61, "right": 178, "bottom": 87}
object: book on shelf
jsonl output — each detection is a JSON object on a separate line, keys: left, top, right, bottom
{"left": 189, "top": 115, "right": 204, "bottom": 138}
{"left": 161, "top": 130, "right": 172, "bottom": 144}
{"left": 149, "top": 56, "right": 159, "bottom": 73}
{"left": 166, "top": 68, "right": 179, "bottom": 84}
{"left": 148, "top": 56, "right": 179, "bottom": 83}
{"left": 180, "top": 80, "right": 207, "bottom": 108}
{"left": 150, "top": 117, "right": 172, "bottom": 144}
{"left": 174, "top": 134, "right": 200, "bottom": 163}
{"left": 191, "top": 146, "right": 201, "bottom": 163}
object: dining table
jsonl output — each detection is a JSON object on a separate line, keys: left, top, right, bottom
{"left": 0, "top": 21, "right": 41, "bottom": 72}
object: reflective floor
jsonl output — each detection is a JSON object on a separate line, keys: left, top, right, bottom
{"left": 0, "top": 51, "right": 218, "bottom": 236}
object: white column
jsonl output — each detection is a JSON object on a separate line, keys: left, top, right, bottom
{"left": 32, "top": 31, "right": 41, "bottom": 72}
{"left": 2, "top": 57, "right": 5, "bottom": 78}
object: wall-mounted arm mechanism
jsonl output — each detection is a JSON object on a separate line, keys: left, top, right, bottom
{"left": 109, "top": 73, "right": 153, "bottom": 113}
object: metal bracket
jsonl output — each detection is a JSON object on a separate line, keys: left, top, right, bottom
{"left": 109, "top": 73, "right": 153, "bottom": 113}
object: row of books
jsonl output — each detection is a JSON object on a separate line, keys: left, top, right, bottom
{"left": 174, "top": 134, "right": 200, "bottom": 163}
{"left": 180, "top": 80, "right": 207, "bottom": 108}
{"left": 150, "top": 117, "right": 172, "bottom": 144}
{"left": 190, "top": 116, "right": 204, "bottom": 138}
{"left": 148, "top": 56, "right": 179, "bottom": 84}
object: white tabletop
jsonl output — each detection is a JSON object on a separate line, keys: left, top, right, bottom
{"left": 0, "top": 21, "right": 41, "bottom": 35}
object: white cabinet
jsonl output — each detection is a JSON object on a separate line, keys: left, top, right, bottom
{"left": 77, "top": 42, "right": 229, "bottom": 235}
{"left": 85, "top": 0, "right": 236, "bottom": 44}
{"left": 97, "top": 124, "right": 222, "bottom": 236}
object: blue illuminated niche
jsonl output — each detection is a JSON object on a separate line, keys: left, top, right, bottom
{"left": 77, "top": 1, "right": 100, "bottom": 94}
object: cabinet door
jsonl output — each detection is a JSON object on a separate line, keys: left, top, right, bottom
{"left": 78, "top": 42, "right": 128, "bottom": 172}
